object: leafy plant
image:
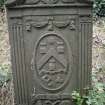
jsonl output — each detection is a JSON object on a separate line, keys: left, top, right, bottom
{"left": 0, "top": 64, "right": 12, "bottom": 87}
{"left": 72, "top": 83, "right": 105, "bottom": 105}
{"left": 0, "top": 0, "right": 6, "bottom": 8}
{"left": 72, "top": 91, "right": 85, "bottom": 105}
{"left": 72, "top": 82, "right": 105, "bottom": 105}
{"left": 87, "top": 84, "right": 105, "bottom": 105}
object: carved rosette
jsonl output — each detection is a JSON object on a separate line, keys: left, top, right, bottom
{"left": 32, "top": 33, "right": 72, "bottom": 91}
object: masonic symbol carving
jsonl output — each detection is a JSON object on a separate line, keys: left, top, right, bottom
{"left": 33, "top": 34, "right": 72, "bottom": 91}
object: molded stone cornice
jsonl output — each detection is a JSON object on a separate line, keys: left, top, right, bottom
{"left": 5, "top": 0, "right": 93, "bottom": 7}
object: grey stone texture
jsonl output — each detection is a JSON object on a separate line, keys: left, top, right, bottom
{"left": 6, "top": 0, "right": 93, "bottom": 105}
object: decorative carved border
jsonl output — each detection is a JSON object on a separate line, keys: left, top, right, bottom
{"left": 78, "top": 15, "right": 92, "bottom": 93}
{"left": 31, "top": 94, "right": 72, "bottom": 105}
{"left": 10, "top": 18, "right": 29, "bottom": 105}
{"left": 26, "top": 0, "right": 74, "bottom": 4}
{"left": 25, "top": 16, "right": 76, "bottom": 32}
{"left": 6, "top": 0, "right": 93, "bottom": 6}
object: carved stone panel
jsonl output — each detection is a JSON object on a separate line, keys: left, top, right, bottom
{"left": 25, "top": 16, "right": 76, "bottom": 32}
{"left": 5, "top": 0, "right": 93, "bottom": 6}
{"left": 78, "top": 16, "right": 92, "bottom": 92}
{"left": 32, "top": 33, "right": 72, "bottom": 91}
{"left": 6, "top": 1, "right": 93, "bottom": 105}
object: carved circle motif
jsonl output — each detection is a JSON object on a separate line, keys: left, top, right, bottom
{"left": 34, "top": 33, "right": 72, "bottom": 91}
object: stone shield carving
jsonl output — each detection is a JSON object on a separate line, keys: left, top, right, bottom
{"left": 32, "top": 33, "right": 72, "bottom": 91}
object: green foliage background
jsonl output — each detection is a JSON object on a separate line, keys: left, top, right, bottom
{"left": 93, "top": 0, "right": 105, "bottom": 17}
{"left": 0, "top": 64, "right": 11, "bottom": 86}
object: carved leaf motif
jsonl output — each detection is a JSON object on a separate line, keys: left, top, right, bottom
{"left": 53, "top": 21, "right": 70, "bottom": 28}
{"left": 41, "top": 0, "right": 59, "bottom": 4}
{"left": 32, "top": 21, "right": 48, "bottom": 28}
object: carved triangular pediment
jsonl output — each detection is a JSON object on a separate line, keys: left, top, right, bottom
{"left": 5, "top": 0, "right": 93, "bottom": 7}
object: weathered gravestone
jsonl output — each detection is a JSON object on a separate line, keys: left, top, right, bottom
{"left": 6, "top": 0, "right": 93, "bottom": 105}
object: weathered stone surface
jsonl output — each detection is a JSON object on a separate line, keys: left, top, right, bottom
{"left": 6, "top": 0, "right": 93, "bottom": 105}
{"left": 6, "top": 0, "right": 93, "bottom": 6}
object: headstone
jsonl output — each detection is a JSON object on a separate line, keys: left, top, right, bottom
{"left": 6, "top": 0, "right": 93, "bottom": 105}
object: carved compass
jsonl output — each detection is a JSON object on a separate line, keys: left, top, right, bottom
{"left": 32, "top": 33, "right": 72, "bottom": 91}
